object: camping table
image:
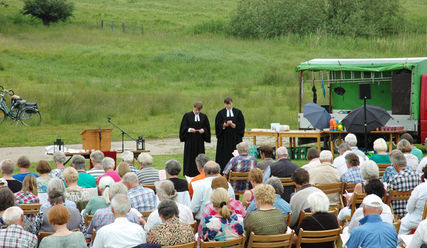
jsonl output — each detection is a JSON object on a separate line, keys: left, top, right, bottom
{"left": 245, "top": 129, "right": 279, "bottom": 149}
{"left": 278, "top": 130, "right": 325, "bottom": 151}
{"left": 323, "top": 130, "right": 406, "bottom": 154}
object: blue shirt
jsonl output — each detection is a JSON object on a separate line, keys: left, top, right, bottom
{"left": 340, "top": 167, "right": 363, "bottom": 184}
{"left": 77, "top": 172, "right": 97, "bottom": 188}
{"left": 381, "top": 166, "right": 397, "bottom": 183}
{"left": 12, "top": 172, "right": 38, "bottom": 183}
{"left": 246, "top": 194, "right": 291, "bottom": 216}
{"left": 346, "top": 214, "right": 397, "bottom": 248}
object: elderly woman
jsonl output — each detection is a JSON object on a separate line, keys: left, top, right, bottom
{"left": 398, "top": 139, "right": 419, "bottom": 172}
{"left": 147, "top": 199, "right": 195, "bottom": 246}
{"left": 36, "top": 160, "right": 52, "bottom": 204}
{"left": 293, "top": 191, "right": 339, "bottom": 248}
{"left": 0, "top": 187, "right": 16, "bottom": 227}
{"left": 0, "top": 159, "right": 22, "bottom": 193}
{"left": 399, "top": 166, "right": 427, "bottom": 235}
{"left": 82, "top": 176, "right": 115, "bottom": 217}
{"left": 15, "top": 174, "right": 39, "bottom": 205}
{"left": 244, "top": 184, "right": 287, "bottom": 245}
{"left": 98, "top": 157, "right": 121, "bottom": 182}
{"left": 369, "top": 138, "right": 391, "bottom": 164}
{"left": 246, "top": 177, "right": 291, "bottom": 216}
{"left": 242, "top": 168, "right": 263, "bottom": 208}
{"left": 200, "top": 188, "right": 244, "bottom": 242}
{"left": 144, "top": 180, "right": 193, "bottom": 232}
{"left": 33, "top": 178, "right": 85, "bottom": 234}
{"left": 116, "top": 161, "right": 131, "bottom": 179}
{"left": 165, "top": 160, "right": 188, "bottom": 192}
{"left": 50, "top": 151, "right": 66, "bottom": 180}
{"left": 38, "top": 205, "right": 86, "bottom": 248}
{"left": 63, "top": 167, "right": 91, "bottom": 212}
{"left": 136, "top": 153, "right": 159, "bottom": 185}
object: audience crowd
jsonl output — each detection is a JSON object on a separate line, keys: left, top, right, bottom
{"left": 0, "top": 133, "right": 426, "bottom": 248}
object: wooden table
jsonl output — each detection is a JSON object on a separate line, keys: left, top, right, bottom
{"left": 278, "top": 130, "right": 325, "bottom": 151}
{"left": 48, "top": 150, "right": 150, "bottom": 165}
{"left": 245, "top": 130, "right": 279, "bottom": 149}
{"left": 323, "top": 130, "right": 406, "bottom": 154}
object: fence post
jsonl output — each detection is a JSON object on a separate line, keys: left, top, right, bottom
{"left": 112, "top": 21, "right": 114, "bottom": 31}
{"left": 122, "top": 22, "right": 125, "bottom": 32}
{"left": 141, "top": 24, "right": 144, "bottom": 34}
{"left": 101, "top": 19, "right": 104, "bottom": 29}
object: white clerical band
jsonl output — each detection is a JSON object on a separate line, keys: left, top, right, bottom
{"left": 195, "top": 115, "right": 200, "bottom": 122}
{"left": 226, "top": 109, "right": 234, "bottom": 117}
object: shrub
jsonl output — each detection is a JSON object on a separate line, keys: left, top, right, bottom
{"left": 229, "top": 0, "right": 403, "bottom": 38}
{"left": 22, "top": 0, "right": 74, "bottom": 26}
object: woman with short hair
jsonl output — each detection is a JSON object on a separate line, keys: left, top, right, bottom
{"left": 0, "top": 159, "right": 22, "bottom": 193}
{"left": 147, "top": 199, "right": 195, "bottom": 246}
{"left": 63, "top": 167, "right": 91, "bottom": 212}
{"left": 200, "top": 188, "right": 244, "bottom": 242}
{"left": 398, "top": 139, "right": 419, "bottom": 172}
{"left": 369, "top": 138, "right": 390, "bottom": 164}
{"left": 242, "top": 168, "right": 263, "bottom": 208}
{"left": 38, "top": 204, "right": 86, "bottom": 248}
{"left": 0, "top": 187, "right": 16, "bottom": 227}
{"left": 36, "top": 160, "right": 52, "bottom": 204}
{"left": 116, "top": 161, "right": 131, "bottom": 179}
{"left": 165, "top": 160, "right": 188, "bottom": 192}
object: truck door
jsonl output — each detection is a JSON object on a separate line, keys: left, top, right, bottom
{"left": 420, "top": 75, "right": 427, "bottom": 144}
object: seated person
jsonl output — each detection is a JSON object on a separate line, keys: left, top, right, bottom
{"left": 36, "top": 160, "right": 52, "bottom": 205}
{"left": 63, "top": 167, "right": 91, "bottom": 212}
{"left": 14, "top": 174, "right": 39, "bottom": 205}
{"left": 0, "top": 206, "right": 37, "bottom": 247}
{"left": 12, "top": 156, "right": 38, "bottom": 183}
{"left": 301, "top": 148, "right": 321, "bottom": 171}
{"left": 256, "top": 145, "right": 275, "bottom": 171}
{"left": 242, "top": 168, "right": 263, "bottom": 208}
{"left": 136, "top": 153, "right": 159, "bottom": 186}
{"left": 398, "top": 139, "right": 419, "bottom": 172}
{"left": 116, "top": 162, "right": 131, "bottom": 179}
{"left": 369, "top": 138, "right": 390, "bottom": 164}
{"left": 293, "top": 191, "right": 339, "bottom": 248}
{"left": 200, "top": 188, "right": 244, "bottom": 242}
{"left": 244, "top": 184, "right": 287, "bottom": 245}
{"left": 147, "top": 200, "right": 195, "bottom": 246}
{"left": 1, "top": 159, "right": 22, "bottom": 193}
{"left": 407, "top": 218, "right": 427, "bottom": 248}
{"left": 0, "top": 187, "right": 16, "bottom": 228}
{"left": 82, "top": 176, "right": 115, "bottom": 217}
{"left": 39, "top": 205, "right": 86, "bottom": 248}
{"left": 165, "top": 160, "right": 188, "bottom": 192}
{"left": 98, "top": 157, "right": 121, "bottom": 183}
{"left": 340, "top": 153, "right": 363, "bottom": 184}
{"left": 71, "top": 155, "right": 97, "bottom": 188}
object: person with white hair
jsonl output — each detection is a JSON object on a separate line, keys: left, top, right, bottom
{"left": 87, "top": 182, "right": 141, "bottom": 235}
{"left": 0, "top": 159, "right": 22, "bottom": 193}
{"left": 309, "top": 150, "right": 341, "bottom": 206}
{"left": 369, "top": 138, "right": 391, "bottom": 164}
{"left": 333, "top": 143, "right": 366, "bottom": 176}
{"left": 136, "top": 153, "right": 159, "bottom": 185}
{"left": 346, "top": 194, "right": 397, "bottom": 248}
{"left": 83, "top": 176, "right": 115, "bottom": 217}
{"left": 263, "top": 146, "right": 299, "bottom": 202}
{"left": 293, "top": 191, "right": 339, "bottom": 247}
{"left": 98, "top": 157, "right": 121, "bottom": 183}
{"left": 344, "top": 133, "right": 368, "bottom": 161}
{"left": 144, "top": 180, "right": 194, "bottom": 232}
{"left": 93, "top": 194, "right": 146, "bottom": 248}
{"left": 121, "top": 151, "right": 138, "bottom": 172}
{"left": 71, "top": 155, "right": 96, "bottom": 188}
{"left": 122, "top": 172, "right": 156, "bottom": 212}
{"left": 397, "top": 139, "right": 419, "bottom": 172}
{"left": 0, "top": 206, "right": 37, "bottom": 248}
{"left": 50, "top": 151, "right": 67, "bottom": 181}
{"left": 223, "top": 142, "right": 257, "bottom": 194}
{"left": 407, "top": 218, "right": 427, "bottom": 248}
{"left": 88, "top": 150, "right": 105, "bottom": 180}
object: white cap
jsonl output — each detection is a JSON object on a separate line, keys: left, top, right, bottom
{"left": 362, "top": 194, "right": 383, "bottom": 208}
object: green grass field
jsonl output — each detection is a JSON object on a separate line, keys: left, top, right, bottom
{"left": 0, "top": 0, "right": 427, "bottom": 147}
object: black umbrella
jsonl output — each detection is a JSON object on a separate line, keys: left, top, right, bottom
{"left": 341, "top": 105, "right": 391, "bottom": 133}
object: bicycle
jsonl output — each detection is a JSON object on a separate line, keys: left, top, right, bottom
{"left": 0, "top": 85, "right": 42, "bottom": 126}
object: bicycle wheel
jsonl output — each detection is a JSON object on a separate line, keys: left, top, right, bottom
{"left": 18, "top": 108, "right": 41, "bottom": 126}
{"left": 0, "top": 109, "right": 5, "bottom": 124}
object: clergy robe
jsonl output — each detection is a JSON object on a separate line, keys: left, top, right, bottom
{"left": 215, "top": 107, "right": 245, "bottom": 171}
{"left": 179, "top": 112, "right": 211, "bottom": 177}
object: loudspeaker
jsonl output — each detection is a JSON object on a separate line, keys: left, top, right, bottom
{"left": 359, "top": 84, "right": 371, "bottom": 100}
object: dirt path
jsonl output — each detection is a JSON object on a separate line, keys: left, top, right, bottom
{"left": 0, "top": 136, "right": 279, "bottom": 162}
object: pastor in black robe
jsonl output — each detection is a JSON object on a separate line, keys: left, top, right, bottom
{"left": 179, "top": 111, "right": 211, "bottom": 177}
{"left": 215, "top": 107, "right": 245, "bottom": 171}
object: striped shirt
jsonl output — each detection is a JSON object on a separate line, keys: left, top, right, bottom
{"left": 87, "top": 167, "right": 105, "bottom": 180}
{"left": 136, "top": 167, "right": 159, "bottom": 185}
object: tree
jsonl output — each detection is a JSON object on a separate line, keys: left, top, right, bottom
{"left": 22, "top": 0, "right": 74, "bottom": 26}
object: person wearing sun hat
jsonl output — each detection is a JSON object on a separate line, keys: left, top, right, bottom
{"left": 346, "top": 194, "right": 397, "bottom": 248}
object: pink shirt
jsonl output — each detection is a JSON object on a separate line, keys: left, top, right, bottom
{"left": 98, "top": 171, "right": 121, "bottom": 183}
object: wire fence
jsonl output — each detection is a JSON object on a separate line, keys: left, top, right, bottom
{"left": 97, "top": 19, "right": 144, "bottom": 34}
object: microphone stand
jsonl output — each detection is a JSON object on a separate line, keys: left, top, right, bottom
{"left": 107, "top": 117, "right": 137, "bottom": 152}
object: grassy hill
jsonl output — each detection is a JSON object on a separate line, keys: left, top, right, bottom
{"left": 0, "top": 0, "right": 426, "bottom": 147}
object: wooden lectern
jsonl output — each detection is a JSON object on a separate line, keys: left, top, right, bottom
{"left": 80, "top": 129, "right": 112, "bottom": 151}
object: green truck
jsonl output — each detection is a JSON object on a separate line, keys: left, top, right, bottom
{"left": 296, "top": 58, "right": 427, "bottom": 143}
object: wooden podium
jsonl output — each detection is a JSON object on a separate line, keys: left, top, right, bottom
{"left": 80, "top": 129, "right": 112, "bottom": 151}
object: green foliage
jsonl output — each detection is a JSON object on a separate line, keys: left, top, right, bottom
{"left": 230, "top": 0, "right": 404, "bottom": 38}
{"left": 22, "top": 0, "right": 74, "bottom": 26}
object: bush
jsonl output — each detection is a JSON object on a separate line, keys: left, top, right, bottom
{"left": 22, "top": 0, "right": 74, "bottom": 26}
{"left": 229, "top": 0, "right": 403, "bottom": 38}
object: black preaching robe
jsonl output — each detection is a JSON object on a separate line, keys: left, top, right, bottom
{"left": 215, "top": 107, "right": 245, "bottom": 171}
{"left": 179, "top": 112, "right": 211, "bottom": 177}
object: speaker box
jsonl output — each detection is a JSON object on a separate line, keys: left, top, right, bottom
{"left": 359, "top": 84, "right": 371, "bottom": 100}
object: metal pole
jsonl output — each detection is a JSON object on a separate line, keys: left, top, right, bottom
{"left": 364, "top": 96, "right": 368, "bottom": 154}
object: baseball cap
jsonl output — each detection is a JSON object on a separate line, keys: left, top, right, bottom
{"left": 362, "top": 194, "right": 383, "bottom": 208}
